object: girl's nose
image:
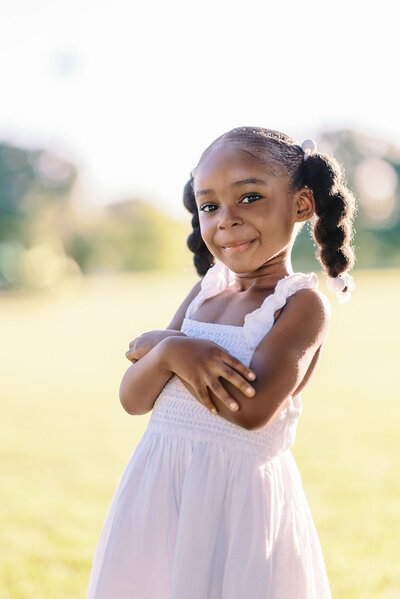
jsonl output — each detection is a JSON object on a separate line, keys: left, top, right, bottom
{"left": 217, "top": 206, "right": 243, "bottom": 229}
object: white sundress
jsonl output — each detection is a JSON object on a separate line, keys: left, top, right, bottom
{"left": 86, "top": 261, "right": 333, "bottom": 599}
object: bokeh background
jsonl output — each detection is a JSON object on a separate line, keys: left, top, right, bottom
{"left": 1, "top": 1, "right": 399, "bottom": 597}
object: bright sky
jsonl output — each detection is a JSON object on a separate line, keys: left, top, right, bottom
{"left": 0, "top": 0, "right": 398, "bottom": 219}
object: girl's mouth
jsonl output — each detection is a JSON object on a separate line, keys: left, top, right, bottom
{"left": 222, "top": 239, "right": 255, "bottom": 253}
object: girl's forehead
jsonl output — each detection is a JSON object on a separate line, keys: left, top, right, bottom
{"left": 194, "top": 143, "right": 277, "bottom": 188}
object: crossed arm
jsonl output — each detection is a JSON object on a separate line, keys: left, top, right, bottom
{"left": 123, "top": 279, "right": 202, "bottom": 364}
{"left": 120, "top": 281, "right": 331, "bottom": 430}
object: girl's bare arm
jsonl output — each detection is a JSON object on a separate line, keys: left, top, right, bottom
{"left": 207, "top": 289, "right": 331, "bottom": 430}
{"left": 120, "top": 279, "right": 203, "bottom": 414}
{"left": 119, "top": 342, "right": 174, "bottom": 415}
{"left": 125, "top": 329, "right": 187, "bottom": 363}
{"left": 124, "top": 279, "right": 202, "bottom": 363}
{"left": 119, "top": 279, "right": 256, "bottom": 416}
{"left": 120, "top": 335, "right": 256, "bottom": 416}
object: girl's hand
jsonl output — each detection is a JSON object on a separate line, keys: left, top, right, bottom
{"left": 158, "top": 336, "right": 256, "bottom": 414}
{"left": 125, "top": 329, "right": 187, "bottom": 363}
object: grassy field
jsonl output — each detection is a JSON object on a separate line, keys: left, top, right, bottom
{"left": 0, "top": 267, "right": 399, "bottom": 598}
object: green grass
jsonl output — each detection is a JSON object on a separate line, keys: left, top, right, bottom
{"left": 1, "top": 268, "right": 399, "bottom": 598}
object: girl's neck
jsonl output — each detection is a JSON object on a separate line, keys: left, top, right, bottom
{"left": 226, "top": 255, "right": 294, "bottom": 293}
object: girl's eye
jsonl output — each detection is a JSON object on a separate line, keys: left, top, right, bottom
{"left": 199, "top": 204, "right": 217, "bottom": 213}
{"left": 199, "top": 194, "right": 262, "bottom": 213}
{"left": 240, "top": 193, "right": 262, "bottom": 204}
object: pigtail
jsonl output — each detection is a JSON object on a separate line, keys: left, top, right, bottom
{"left": 183, "top": 175, "right": 215, "bottom": 277}
{"left": 302, "top": 153, "right": 357, "bottom": 282}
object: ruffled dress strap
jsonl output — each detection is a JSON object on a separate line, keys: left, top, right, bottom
{"left": 185, "top": 261, "right": 236, "bottom": 320}
{"left": 243, "top": 271, "right": 320, "bottom": 350}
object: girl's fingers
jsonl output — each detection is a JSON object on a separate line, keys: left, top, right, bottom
{"left": 125, "top": 353, "right": 138, "bottom": 363}
{"left": 224, "top": 354, "right": 256, "bottom": 382}
{"left": 196, "top": 386, "right": 218, "bottom": 415}
{"left": 207, "top": 381, "right": 240, "bottom": 412}
{"left": 126, "top": 346, "right": 142, "bottom": 357}
{"left": 220, "top": 365, "right": 256, "bottom": 398}
{"left": 125, "top": 349, "right": 140, "bottom": 361}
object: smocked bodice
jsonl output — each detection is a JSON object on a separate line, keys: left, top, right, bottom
{"left": 146, "top": 261, "right": 321, "bottom": 461}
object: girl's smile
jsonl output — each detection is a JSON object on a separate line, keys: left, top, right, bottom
{"left": 221, "top": 239, "right": 256, "bottom": 252}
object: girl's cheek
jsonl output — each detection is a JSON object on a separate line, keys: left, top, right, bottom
{"left": 199, "top": 221, "right": 211, "bottom": 240}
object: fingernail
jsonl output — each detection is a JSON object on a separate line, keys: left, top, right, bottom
{"left": 247, "top": 387, "right": 255, "bottom": 396}
{"left": 230, "top": 402, "right": 239, "bottom": 411}
{"left": 211, "top": 407, "right": 218, "bottom": 415}
{"left": 248, "top": 371, "right": 256, "bottom": 380}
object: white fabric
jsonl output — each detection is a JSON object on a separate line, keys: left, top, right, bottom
{"left": 87, "top": 263, "right": 332, "bottom": 599}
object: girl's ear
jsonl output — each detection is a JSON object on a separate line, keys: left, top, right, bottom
{"left": 295, "top": 186, "right": 315, "bottom": 222}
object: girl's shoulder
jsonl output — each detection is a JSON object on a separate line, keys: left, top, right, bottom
{"left": 286, "top": 283, "right": 331, "bottom": 318}
{"left": 251, "top": 281, "right": 331, "bottom": 375}
{"left": 243, "top": 271, "right": 331, "bottom": 350}
{"left": 286, "top": 285, "right": 332, "bottom": 333}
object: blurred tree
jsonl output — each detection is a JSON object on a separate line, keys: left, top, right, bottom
{"left": 67, "top": 199, "right": 190, "bottom": 273}
{"left": 0, "top": 143, "right": 78, "bottom": 289}
{"left": 0, "top": 143, "right": 76, "bottom": 243}
{"left": 0, "top": 141, "right": 192, "bottom": 289}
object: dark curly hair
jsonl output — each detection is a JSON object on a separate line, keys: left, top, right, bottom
{"left": 183, "top": 126, "right": 357, "bottom": 292}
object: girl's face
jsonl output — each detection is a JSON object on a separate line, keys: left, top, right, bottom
{"left": 193, "top": 143, "right": 311, "bottom": 274}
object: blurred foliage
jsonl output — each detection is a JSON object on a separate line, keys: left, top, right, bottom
{"left": 0, "top": 142, "right": 190, "bottom": 291}
{"left": 67, "top": 200, "right": 190, "bottom": 274}
{"left": 0, "top": 128, "right": 399, "bottom": 291}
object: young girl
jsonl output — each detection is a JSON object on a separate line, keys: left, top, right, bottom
{"left": 86, "top": 126, "right": 356, "bottom": 599}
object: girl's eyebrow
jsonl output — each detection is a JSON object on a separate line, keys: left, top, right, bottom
{"left": 196, "top": 178, "right": 268, "bottom": 197}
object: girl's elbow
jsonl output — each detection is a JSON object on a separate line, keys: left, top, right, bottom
{"left": 240, "top": 414, "right": 271, "bottom": 431}
{"left": 234, "top": 408, "right": 270, "bottom": 431}
{"left": 119, "top": 365, "right": 136, "bottom": 414}
{"left": 119, "top": 379, "right": 138, "bottom": 415}
{"left": 119, "top": 386, "right": 134, "bottom": 415}
{"left": 235, "top": 394, "right": 281, "bottom": 430}
{"left": 119, "top": 382, "right": 153, "bottom": 416}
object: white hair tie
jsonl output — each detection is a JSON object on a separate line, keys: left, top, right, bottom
{"left": 301, "top": 138, "right": 318, "bottom": 161}
{"left": 326, "top": 271, "right": 356, "bottom": 304}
